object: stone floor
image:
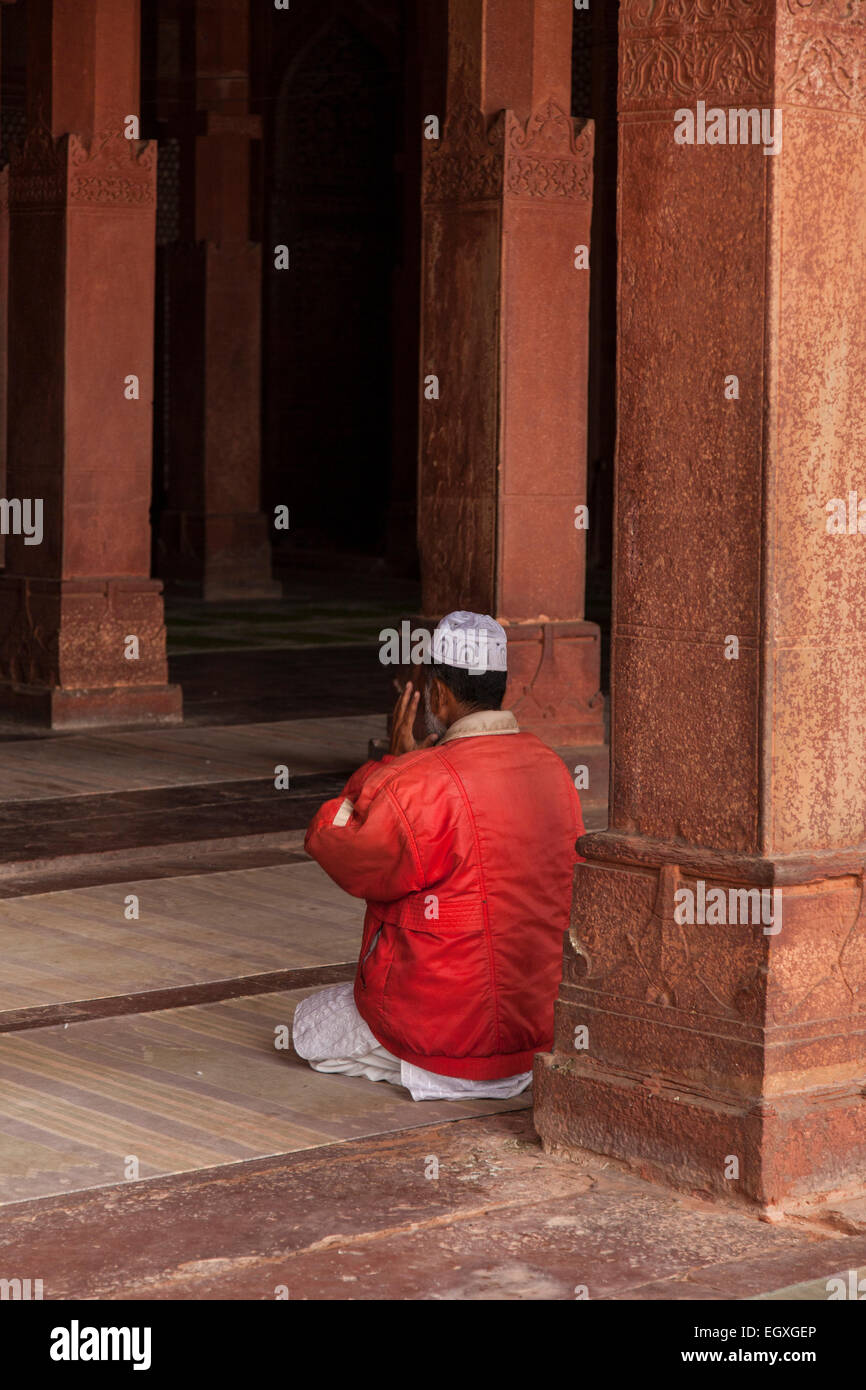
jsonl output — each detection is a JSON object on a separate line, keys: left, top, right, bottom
{"left": 0, "top": 596, "right": 859, "bottom": 1300}
{"left": 165, "top": 570, "right": 422, "bottom": 657}
{"left": 1, "top": 1110, "right": 864, "bottom": 1301}
{"left": 0, "top": 715, "right": 382, "bottom": 799}
{"left": 0, "top": 861, "right": 357, "bottom": 1023}
{"left": 0, "top": 989, "right": 528, "bottom": 1206}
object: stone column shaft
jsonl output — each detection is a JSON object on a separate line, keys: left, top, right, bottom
{"left": 534, "top": 0, "right": 866, "bottom": 1209}
{"left": 0, "top": 0, "right": 181, "bottom": 727}
{"left": 418, "top": 0, "right": 604, "bottom": 745}
{"left": 0, "top": 0, "right": 13, "bottom": 570}
{"left": 158, "top": 0, "right": 278, "bottom": 600}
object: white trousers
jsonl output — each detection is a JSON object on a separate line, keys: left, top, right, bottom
{"left": 292, "top": 982, "right": 532, "bottom": 1103}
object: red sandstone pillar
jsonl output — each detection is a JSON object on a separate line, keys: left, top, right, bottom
{"left": 0, "top": 156, "right": 6, "bottom": 569}
{"left": 157, "top": 0, "right": 278, "bottom": 599}
{"left": 419, "top": 0, "right": 604, "bottom": 745}
{"left": 534, "top": 0, "right": 866, "bottom": 1210}
{"left": 0, "top": 0, "right": 181, "bottom": 728}
{"left": 0, "top": 0, "right": 17, "bottom": 569}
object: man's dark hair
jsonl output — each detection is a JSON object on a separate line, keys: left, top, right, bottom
{"left": 431, "top": 662, "right": 507, "bottom": 711}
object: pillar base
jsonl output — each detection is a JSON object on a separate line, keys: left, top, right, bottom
{"left": 533, "top": 843, "right": 866, "bottom": 1208}
{"left": 504, "top": 619, "right": 605, "bottom": 746}
{"left": 0, "top": 575, "right": 182, "bottom": 729}
{"left": 534, "top": 1055, "right": 866, "bottom": 1213}
{"left": 158, "top": 510, "right": 280, "bottom": 601}
{"left": 0, "top": 680, "right": 183, "bottom": 730}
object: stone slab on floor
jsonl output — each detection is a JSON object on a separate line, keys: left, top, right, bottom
{"left": 0, "top": 715, "right": 384, "bottom": 802}
{"left": 0, "top": 1110, "right": 856, "bottom": 1302}
{"left": 0, "top": 771, "right": 352, "bottom": 878}
{"left": 0, "top": 840, "right": 313, "bottom": 901}
{"left": 0, "top": 988, "right": 528, "bottom": 1206}
{"left": 0, "top": 860, "right": 361, "bottom": 1021}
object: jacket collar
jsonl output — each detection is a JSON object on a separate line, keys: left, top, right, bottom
{"left": 440, "top": 709, "right": 520, "bottom": 744}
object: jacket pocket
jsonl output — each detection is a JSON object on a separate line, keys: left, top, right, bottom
{"left": 358, "top": 924, "right": 382, "bottom": 988}
{"left": 381, "top": 924, "right": 496, "bottom": 1061}
{"left": 357, "top": 920, "right": 397, "bottom": 1017}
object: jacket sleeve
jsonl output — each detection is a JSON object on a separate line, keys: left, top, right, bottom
{"left": 305, "top": 760, "right": 426, "bottom": 903}
{"left": 338, "top": 754, "right": 395, "bottom": 803}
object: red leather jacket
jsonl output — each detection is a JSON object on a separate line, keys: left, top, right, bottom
{"left": 305, "top": 712, "right": 584, "bottom": 1079}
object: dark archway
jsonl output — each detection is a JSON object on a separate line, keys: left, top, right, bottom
{"left": 263, "top": 8, "right": 402, "bottom": 566}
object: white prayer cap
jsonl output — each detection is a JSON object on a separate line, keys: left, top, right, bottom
{"left": 432, "top": 611, "right": 507, "bottom": 673}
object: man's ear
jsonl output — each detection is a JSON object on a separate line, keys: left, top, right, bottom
{"left": 429, "top": 675, "right": 447, "bottom": 718}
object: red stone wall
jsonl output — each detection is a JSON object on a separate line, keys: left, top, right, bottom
{"left": 535, "top": 0, "right": 866, "bottom": 1207}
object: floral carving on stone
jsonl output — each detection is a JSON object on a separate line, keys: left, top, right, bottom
{"left": 626, "top": 865, "right": 693, "bottom": 1009}
{"left": 622, "top": 0, "right": 771, "bottom": 26}
{"left": 572, "top": 862, "right": 775, "bottom": 1023}
{"left": 621, "top": 26, "right": 771, "bottom": 104}
{"left": 68, "top": 133, "right": 157, "bottom": 208}
{"left": 786, "top": 0, "right": 864, "bottom": 19}
{"left": 622, "top": 0, "right": 863, "bottom": 108}
{"left": 504, "top": 102, "right": 593, "bottom": 201}
{"left": 693, "top": 27, "right": 773, "bottom": 95}
{"left": 784, "top": 33, "right": 858, "bottom": 100}
{"left": 423, "top": 102, "right": 503, "bottom": 205}
{"left": 621, "top": 36, "right": 696, "bottom": 100}
{"left": 9, "top": 122, "right": 66, "bottom": 210}
{"left": 9, "top": 127, "right": 157, "bottom": 209}
{"left": 693, "top": 0, "right": 771, "bottom": 18}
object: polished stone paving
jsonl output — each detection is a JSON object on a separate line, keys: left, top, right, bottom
{"left": 0, "top": 860, "right": 360, "bottom": 1020}
{"left": 0, "top": 989, "right": 528, "bottom": 1206}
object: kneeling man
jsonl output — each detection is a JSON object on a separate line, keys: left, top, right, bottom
{"left": 293, "top": 611, "right": 584, "bottom": 1100}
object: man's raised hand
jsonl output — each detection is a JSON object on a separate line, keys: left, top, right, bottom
{"left": 388, "top": 680, "right": 438, "bottom": 756}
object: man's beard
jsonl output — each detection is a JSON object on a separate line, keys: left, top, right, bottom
{"left": 423, "top": 683, "right": 447, "bottom": 741}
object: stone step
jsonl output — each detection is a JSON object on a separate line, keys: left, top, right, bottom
{"left": 0, "top": 835, "right": 309, "bottom": 901}
{"left": 0, "top": 715, "right": 384, "bottom": 799}
{"left": 0, "top": 860, "right": 361, "bottom": 1032}
{"left": 0, "top": 721, "right": 606, "bottom": 897}
{"left": 0, "top": 771, "right": 354, "bottom": 897}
